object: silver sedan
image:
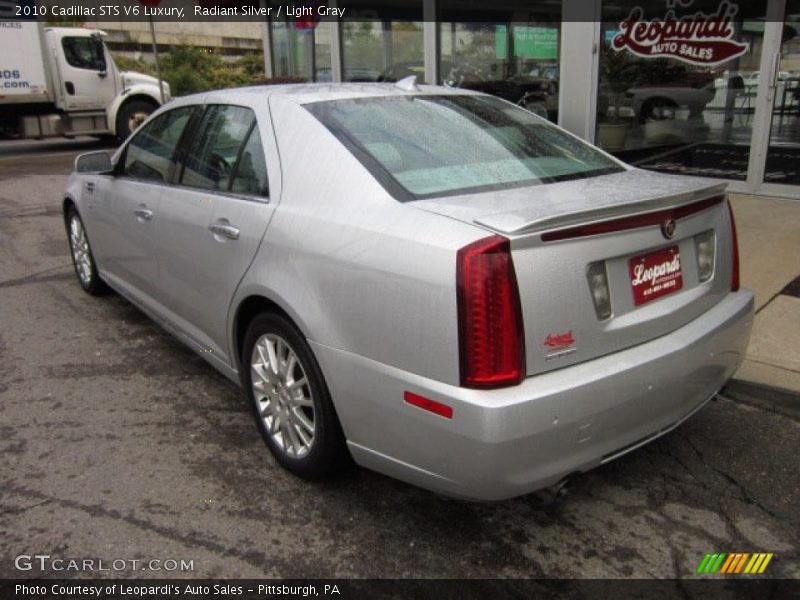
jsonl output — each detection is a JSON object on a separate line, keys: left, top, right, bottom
{"left": 64, "top": 82, "right": 753, "bottom": 500}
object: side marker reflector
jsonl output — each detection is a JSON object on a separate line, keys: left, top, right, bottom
{"left": 404, "top": 391, "right": 453, "bottom": 419}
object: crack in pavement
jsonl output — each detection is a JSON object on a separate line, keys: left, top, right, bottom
{"left": 0, "top": 203, "right": 60, "bottom": 218}
{"left": 679, "top": 432, "right": 787, "bottom": 522}
{"left": 2, "top": 482, "right": 293, "bottom": 576}
{"left": 0, "top": 270, "right": 73, "bottom": 289}
{"left": 0, "top": 499, "right": 52, "bottom": 517}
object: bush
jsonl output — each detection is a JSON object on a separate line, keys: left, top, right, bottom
{"left": 113, "top": 55, "right": 155, "bottom": 77}
{"left": 166, "top": 65, "right": 208, "bottom": 97}
{"left": 113, "top": 47, "right": 268, "bottom": 97}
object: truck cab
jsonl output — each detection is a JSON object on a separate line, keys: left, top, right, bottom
{"left": 1, "top": 23, "right": 168, "bottom": 140}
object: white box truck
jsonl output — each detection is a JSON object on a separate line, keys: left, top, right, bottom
{"left": 0, "top": 20, "right": 168, "bottom": 140}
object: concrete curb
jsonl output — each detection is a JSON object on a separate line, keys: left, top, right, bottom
{"left": 723, "top": 379, "right": 800, "bottom": 420}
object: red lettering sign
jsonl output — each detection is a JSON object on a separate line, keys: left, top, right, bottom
{"left": 612, "top": 1, "right": 749, "bottom": 66}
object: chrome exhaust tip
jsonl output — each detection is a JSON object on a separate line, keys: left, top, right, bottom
{"left": 535, "top": 474, "right": 575, "bottom": 504}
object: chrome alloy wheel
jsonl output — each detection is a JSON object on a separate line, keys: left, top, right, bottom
{"left": 69, "top": 215, "right": 92, "bottom": 286}
{"left": 250, "top": 334, "right": 315, "bottom": 458}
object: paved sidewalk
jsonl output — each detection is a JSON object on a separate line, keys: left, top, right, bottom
{"left": 728, "top": 193, "right": 800, "bottom": 396}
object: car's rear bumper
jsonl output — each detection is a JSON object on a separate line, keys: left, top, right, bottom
{"left": 311, "top": 290, "right": 754, "bottom": 501}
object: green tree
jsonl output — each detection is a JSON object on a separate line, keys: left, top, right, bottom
{"left": 113, "top": 55, "right": 155, "bottom": 77}
{"left": 113, "top": 47, "right": 274, "bottom": 96}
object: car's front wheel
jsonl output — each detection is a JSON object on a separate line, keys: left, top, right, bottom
{"left": 66, "top": 207, "right": 109, "bottom": 296}
{"left": 242, "top": 312, "right": 348, "bottom": 479}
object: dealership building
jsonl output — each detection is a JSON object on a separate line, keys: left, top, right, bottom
{"left": 74, "top": 0, "right": 800, "bottom": 198}
{"left": 233, "top": 0, "right": 798, "bottom": 199}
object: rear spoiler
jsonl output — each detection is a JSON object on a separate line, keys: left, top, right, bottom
{"left": 474, "top": 183, "right": 727, "bottom": 236}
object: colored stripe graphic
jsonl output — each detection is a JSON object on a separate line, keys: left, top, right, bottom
{"left": 758, "top": 554, "right": 773, "bottom": 573}
{"left": 697, "top": 553, "right": 727, "bottom": 573}
{"left": 720, "top": 553, "right": 735, "bottom": 573}
{"left": 744, "top": 554, "right": 760, "bottom": 573}
{"left": 697, "top": 553, "right": 774, "bottom": 574}
{"left": 711, "top": 553, "right": 726, "bottom": 573}
{"left": 734, "top": 553, "right": 749, "bottom": 573}
{"left": 722, "top": 553, "right": 740, "bottom": 573}
{"left": 697, "top": 554, "right": 712, "bottom": 574}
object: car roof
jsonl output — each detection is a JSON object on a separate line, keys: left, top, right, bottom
{"left": 171, "top": 83, "right": 481, "bottom": 109}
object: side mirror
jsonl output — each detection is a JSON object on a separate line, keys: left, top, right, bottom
{"left": 76, "top": 151, "right": 113, "bottom": 174}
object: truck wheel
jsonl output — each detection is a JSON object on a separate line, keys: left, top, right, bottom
{"left": 116, "top": 100, "right": 156, "bottom": 141}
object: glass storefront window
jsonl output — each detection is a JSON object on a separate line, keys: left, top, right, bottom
{"left": 597, "top": 0, "right": 768, "bottom": 180}
{"left": 314, "top": 25, "right": 333, "bottom": 82}
{"left": 341, "top": 20, "right": 424, "bottom": 82}
{"left": 765, "top": 0, "right": 800, "bottom": 186}
{"left": 271, "top": 20, "right": 314, "bottom": 82}
{"left": 439, "top": 1, "right": 562, "bottom": 123}
{"left": 338, "top": 1, "right": 423, "bottom": 82}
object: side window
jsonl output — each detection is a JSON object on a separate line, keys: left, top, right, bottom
{"left": 180, "top": 105, "right": 264, "bottom": 194}
{"left": 122, "top": 107, "right": 194, "bottom": 183}
{"left": 230, "top": 125, "right": 269, "bottom": 197}
{"left": 62, "top": 37, "right": 105, "bottom": 71}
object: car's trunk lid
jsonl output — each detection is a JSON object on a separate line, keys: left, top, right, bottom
{"left": 413, "top": 168, "right": 734, "bottom": 377}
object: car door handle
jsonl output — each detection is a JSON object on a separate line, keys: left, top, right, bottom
{"left": 134, "top": 209, "right": 153, "bottom": 221}
{"left": 208, "top": 223, "right": 240, "bottom": 240}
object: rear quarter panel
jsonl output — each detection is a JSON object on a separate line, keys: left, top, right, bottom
{"left": 231, "top": 96, "right": 485, "bottom": 387}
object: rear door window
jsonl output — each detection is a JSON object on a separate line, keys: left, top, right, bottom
{"left": 229, "top": 126, "right": 269, "bottom": 197}
{"left": 180, "top": 105, "right": 268, "bottom": 198}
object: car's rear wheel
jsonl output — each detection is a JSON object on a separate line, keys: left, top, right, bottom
{"left": 66, "top": 207, "right": 109, "bottom": 296}
{"left": 242, "top": 312, "right": 348, "bottom": 479}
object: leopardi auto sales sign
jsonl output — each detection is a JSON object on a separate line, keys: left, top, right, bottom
{"left": 611, "top": 0, "right": 749, "bottom": 66}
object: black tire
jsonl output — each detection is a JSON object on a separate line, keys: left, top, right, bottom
{"left": 115, "top": 100, "right": 157, "bottom": 141}
{"left": 65, "top": 206, "right": 110, "bottom": 296}
{"left": 242, "top": 312, "right": 349, "bottom": 479}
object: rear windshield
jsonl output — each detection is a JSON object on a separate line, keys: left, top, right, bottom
{"left": 305, "top": 94, "right": 624, "bottom": 201}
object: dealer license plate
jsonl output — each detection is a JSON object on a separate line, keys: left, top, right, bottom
{"left": 629, "top": 245, "right": 683, "bottom": 306}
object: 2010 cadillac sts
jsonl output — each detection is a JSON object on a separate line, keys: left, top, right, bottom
{"left": 65, "top": 82, "right": 753, "bottom": 500}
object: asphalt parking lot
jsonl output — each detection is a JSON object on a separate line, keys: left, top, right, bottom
{"left": 0, "top": 139, "right": 798, "bottom": 580}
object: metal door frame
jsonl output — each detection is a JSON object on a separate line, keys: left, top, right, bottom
{"left": 745, "top": 0, "right": 800, "bottom": 198}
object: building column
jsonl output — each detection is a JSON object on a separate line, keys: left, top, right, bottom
{"left": 558, "top": 0, "right": 602, "bottom": 141}
{"left": 423, "top": 0, "right": 439, "bottom": 84}
{"left": 260, "top": 0, "right": 274, "bottom": 79}
{"left": 328, "top": 0, "right": 344, "bottom": 82}
{"left": 382, "top": 20, "right": 393, "bottom": 71}
{"left": 305, "top": 29, "right": 316, "bottom": 81}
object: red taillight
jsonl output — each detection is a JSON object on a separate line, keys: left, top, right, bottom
{"left": 727, "top": 200, "right": 740, "bottom": 291}
{"left": 457, "top": 235, "right": 525, "bottom": 388}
